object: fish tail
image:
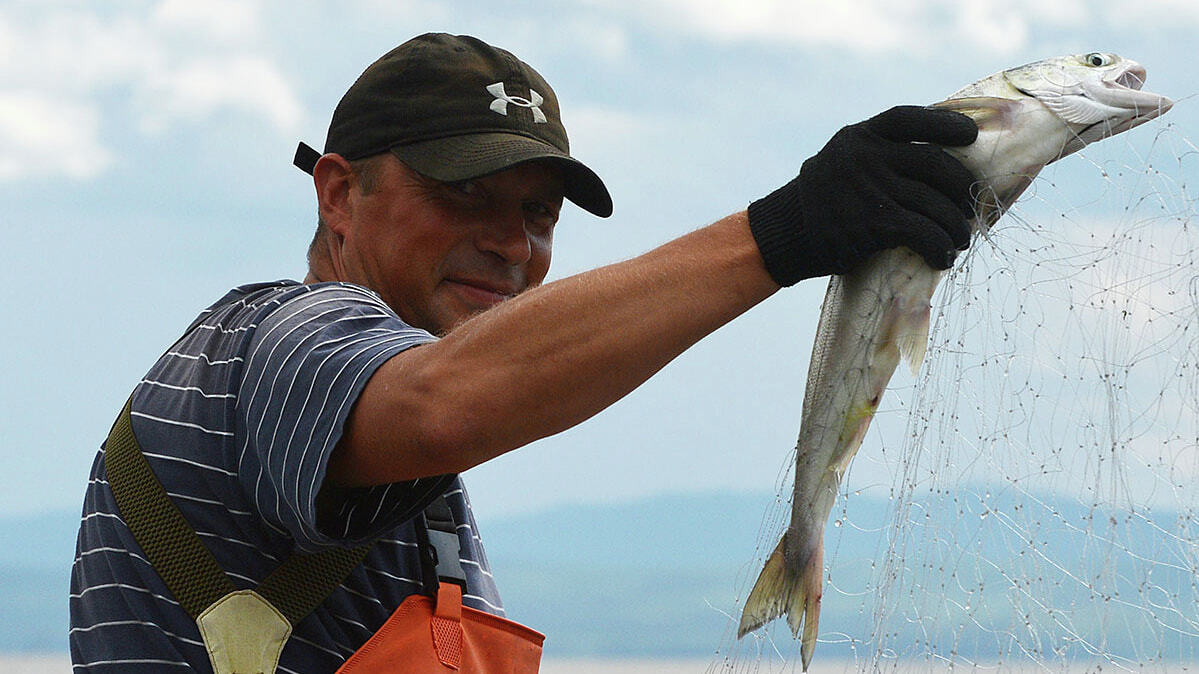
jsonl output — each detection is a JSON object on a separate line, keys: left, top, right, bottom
{"left": 799, "top": 538, "right": 824, "bottom": 672}
{"left": 738, "top": 535, "right": 796, "bottom": 637}
{"left": 738, "top": 531, "right": 825, "bottom": 671}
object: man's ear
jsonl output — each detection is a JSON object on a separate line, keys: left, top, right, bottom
{"left": 313, "top": 153, "right": 355, "bottom": 235}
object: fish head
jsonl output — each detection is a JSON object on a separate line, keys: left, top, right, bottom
{"left": 1002, "top": 52, "right": 1173, "bottom": 157}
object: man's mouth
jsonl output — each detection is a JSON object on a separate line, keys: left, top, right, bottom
{"left": 445, "top": 278, "right": 520, "bottom": 308}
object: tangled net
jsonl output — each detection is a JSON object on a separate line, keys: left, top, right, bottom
{"left": 714, "top": 121, "right": 1199, "bottom": 673}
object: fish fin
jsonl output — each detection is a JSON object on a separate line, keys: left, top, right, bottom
{"left": 799, "top": 540, "right": 825, "bottom": 672}
{"left": 738, "top": 536, "right": 794, "bottom": 638}
{"left": 931, "top": 96, "right": 1020, "bottom": 132}
{"left": 738, "top": 532, "right": 826, "bottom": 672}
{"left": 896, "top": 306, "right": 931, "bottom": 376}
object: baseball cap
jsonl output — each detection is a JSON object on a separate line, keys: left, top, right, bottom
{"left": 294, "top": 33, "right": 612, "bottom": 218}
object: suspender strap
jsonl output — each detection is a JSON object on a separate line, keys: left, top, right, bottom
{"left": 105, "top": 397, "right": 235, "bottom": 618}
{"left": 104, "top": 395, "right": 371, "bottom": 625}
{"left": 257, "top": 545, "right": 371, "bottom": 625}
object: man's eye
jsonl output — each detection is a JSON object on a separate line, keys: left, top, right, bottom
{"left": 523, "top": 201, "right": 557, "bottom": 231}
{"left": 450, "top": 180, "right": 481, "bottom": 195}
{"left": 523, "top": 201, "right": 557, "bottom": 220}
{"left": 523, "top": 201, "right": 549, "bottom": 216}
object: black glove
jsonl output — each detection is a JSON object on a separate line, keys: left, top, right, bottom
{"left": 748, "top": 105, "right": 979, "bottom": 286}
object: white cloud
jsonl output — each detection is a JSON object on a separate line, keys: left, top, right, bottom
{"left": 599, "top": 0, "right": 1032, "bottom": 54}
{"left": 623, "top": 0, "right": 935, "bottom": 53}
{"left": 152, "top": 0, "right": 261, "bottom": 41}
{"left": 1109, "top": 0, "right": 1199, "bottom": 25}
{"left": 353, "top": 0, "right": 452, "bottom": 23}
{"left": 556, "top": 20, "right": 630, "bottom": 64}
{"left": 140, "top": 56, "right": 303, "bottom": 134}
{"left": 565, "top": 105, "right": 654, "bottom": 148}
{"left": 1024, "top": 0, "right": 1091, "bottom": 23}
{"left": 0, "top": 0, "right": 301, "bottom": 182}
{"left": 947, "top": 3, "right": 1031, "bottom": 55}
{"left": 0, "top": 91, "right": 112, "bottom": 179}
{"left": 596, "top": 0, "right": 1194, "bottom": 56}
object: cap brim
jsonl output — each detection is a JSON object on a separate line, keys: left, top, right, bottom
{"left": 389, "top": 133, "right": 613, "bottom": 218}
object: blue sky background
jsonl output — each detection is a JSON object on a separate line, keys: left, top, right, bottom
{"left": 1, "top": 0, "right": 1196, "bottom": 523}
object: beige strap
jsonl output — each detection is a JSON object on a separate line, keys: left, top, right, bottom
{"left": 196, "top": 590, "right": 292, "bottom": 674}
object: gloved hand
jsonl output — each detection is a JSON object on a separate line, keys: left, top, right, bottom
{"left": 748, "top": 105, "right": 979, "bottom": 286}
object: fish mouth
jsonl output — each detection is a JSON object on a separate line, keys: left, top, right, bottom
{"left": 1003, "top": 56, "right": 1175, "bottom": 160}
{"left": 1112, "top": 64, "right": 1147, "bottom": 91}
{"left": 1090, "top": 60, "right": 1172, "bottom": 125}
{"left": 1073, "top": 60, "right": 1173, "bottom": 145}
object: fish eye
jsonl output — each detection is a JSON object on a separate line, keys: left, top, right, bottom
{"left": 1084, "top": 52, "right": 1113, "bottom": 67}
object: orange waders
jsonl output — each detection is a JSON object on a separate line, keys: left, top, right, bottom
{"left": 336, "top": 501, "right": 544, "bottom": 673}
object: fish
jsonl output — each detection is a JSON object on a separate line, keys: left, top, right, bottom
{"left": 736, "top": 52, "right": 1173, "bottom": 671}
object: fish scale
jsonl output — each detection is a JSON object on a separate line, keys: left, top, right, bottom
{"left": 736, "top": 52, "right": 1173, "bottom": 672}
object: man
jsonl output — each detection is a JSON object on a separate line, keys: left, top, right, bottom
{"left": 70, "top": 33, "right": 976, "bottom": 671}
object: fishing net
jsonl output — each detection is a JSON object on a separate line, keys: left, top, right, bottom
{"left": 712, "top": 119, "right": 1199, "bottom": 672}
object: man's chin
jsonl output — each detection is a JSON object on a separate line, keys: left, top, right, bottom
{"left": 427, "top": 302, "right": 493, "bottom": 337}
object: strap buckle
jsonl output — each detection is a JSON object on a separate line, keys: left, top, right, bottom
{"left": 426, "top": 528, "right": 467, "bottom": 587}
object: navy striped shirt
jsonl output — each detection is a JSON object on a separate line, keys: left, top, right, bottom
{"left": 70, "top": 281, "right": 505, "bottom": 672}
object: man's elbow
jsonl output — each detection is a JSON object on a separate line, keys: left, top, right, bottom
{"left": 327, "top": 397, "right": 489, "bottom": 486}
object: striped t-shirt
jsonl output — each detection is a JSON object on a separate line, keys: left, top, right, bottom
{"left": 70, "top": 281, "right": 506, "bottom": 672}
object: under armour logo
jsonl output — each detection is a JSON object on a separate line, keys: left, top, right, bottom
{"left": 486, "top": 82, "right": 547, "bottom": 124}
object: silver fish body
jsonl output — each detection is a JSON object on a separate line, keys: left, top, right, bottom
{"left": 737, "top": 53, "right": 1172, "bottom": 671}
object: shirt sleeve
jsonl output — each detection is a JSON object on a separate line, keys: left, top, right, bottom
{"left": 237, "top": 283, "right": 451, "bottom": 550}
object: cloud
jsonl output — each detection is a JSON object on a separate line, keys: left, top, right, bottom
{"left": 0, "top": 0, "right": 301, "bottom": 182}
{"left": 565, "top": 104, "right": 653, "bottom": 148}
{"left": 138, "top": 56, "right": 302, "bottom": 134}
{"left": 600, "top": 0, "right": 1041, "bottom": 54}
{"left": 1110, "top": 0, "right": 1199, "bottom": 25}
{"left": 595, "top": 0, "right": 1194, "bottom": 57}
{"left": 152, "top": 0, "right": 261, "bottom": 41}
{"left": 0, "top": 91, "right": 112, "bottom": 179}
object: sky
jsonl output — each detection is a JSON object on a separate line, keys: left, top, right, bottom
{"left": 1, "top": 0, "right": 1196, "bottom": 522}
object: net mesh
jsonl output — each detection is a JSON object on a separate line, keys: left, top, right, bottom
{"left": 712, "top": 120, "right": 1199, "bottom": 672}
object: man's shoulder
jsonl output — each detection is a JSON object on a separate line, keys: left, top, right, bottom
{"left": 203, "top": 280, "right": 306, "bottom": 317}
{"left": 188, "top": 281, "right": 395, "bottom": 331}
{"left": 221, "top": 280, "right": 391, "bottom": 312}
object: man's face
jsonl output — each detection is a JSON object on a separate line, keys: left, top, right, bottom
{"left": 338, "top": 155, "right": 564, "bottom": 335}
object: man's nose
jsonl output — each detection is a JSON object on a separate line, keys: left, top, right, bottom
{"left": 476, "top": 211, "right": 533, "bottom": 265}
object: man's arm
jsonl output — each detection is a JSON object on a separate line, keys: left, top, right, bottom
{"left": 328, "top": 211, "right": 774, "bottom": 485}
{"left": 328, "top": 105, "right": 980, "bottom": 486}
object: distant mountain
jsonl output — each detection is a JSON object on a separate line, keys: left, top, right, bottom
{"left": 5, "top": 491, "right": 1196, "bottom": 664}
{"left": 0, "top": 510, "right": 79, "bottom": 653}
{"left": 478, "top": 491, "right": 778, "bottom": 658}
{"left": 0, "top": 510, "right": 80, "bottom": 569}
{"left": 4, "top": 493, "right": 779, "bottom": 655}
{"left": 482, "top": 489, "right": 1199, "bottom": 662}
